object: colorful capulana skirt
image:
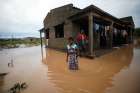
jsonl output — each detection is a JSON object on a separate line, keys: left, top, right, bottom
{"left": 68, "top": 54, "right": 78, "bottom": 70}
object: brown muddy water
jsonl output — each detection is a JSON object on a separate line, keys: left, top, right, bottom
{"left": 0, "top": 45, "right": 140, "bottom": 93}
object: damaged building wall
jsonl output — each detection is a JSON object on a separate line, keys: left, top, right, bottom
{"left": 43, "top": 4, "right": 134, "bottom": 52}
{"left": 44, "top": 4, "right": 80, "bottom": 49}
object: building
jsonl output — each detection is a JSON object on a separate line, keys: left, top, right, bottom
{"left": 42, "top": 4, "right": 135, "bottom": 57}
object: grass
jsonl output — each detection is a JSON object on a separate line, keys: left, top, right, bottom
{"left": 0, "top": 38, "right": 42, "bottom": 48}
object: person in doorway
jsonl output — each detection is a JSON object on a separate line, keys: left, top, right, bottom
{"left": 122, "top": 30, "right": 128, "bottom": 44}
{"left": 76, "top": 30, "right": 88, "bottom": 56}
{"left": 66, "top": 37, "right": 79, "bottom": 70}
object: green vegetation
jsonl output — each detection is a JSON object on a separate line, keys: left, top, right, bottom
{"left": 134, "top": 28, "right": 140, "bottom": 48}
{"left": 134, "top": 27, "right": 140, "bottom": 37}
{"left": 0, "top": 37, "right": 42, "bottom": 48}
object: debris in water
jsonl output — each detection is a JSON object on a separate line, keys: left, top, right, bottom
{"left": 8, "top": 58, "right": 14, "bottom": 67}
{"left": 0, "top": 73, "right": 8, "bottom": 76}
{"left": 9, "top": 82, "right": 28, "bottom": 93}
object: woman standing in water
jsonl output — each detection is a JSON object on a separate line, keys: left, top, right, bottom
{"left": 66, "top": 37, "right": 79, "bottom": 70}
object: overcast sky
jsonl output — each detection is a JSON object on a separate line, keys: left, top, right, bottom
{"left": 0, "top": 0, "right": 140, "bottom": 37}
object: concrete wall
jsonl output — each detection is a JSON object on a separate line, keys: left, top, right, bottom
{"left": 64, "top": 21, "right": 73, "bottom": 38}
{"left": 44, "top": 4, "right": 80, "bottom": 49}
{"left": 48, "top": 38, "right": 68, "bottom": 49}
{"left": 44, "top": 4, "right": 80, "bottom": 29}
{"left": 49, "top": 27, "right": 55, "bottom": 39}
{"left": 47, "top": 21, "right": 74, "bottom": 49}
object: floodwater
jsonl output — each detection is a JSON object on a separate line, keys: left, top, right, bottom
{"left": 0, "top": 45, "right": 140, "bottom": 93}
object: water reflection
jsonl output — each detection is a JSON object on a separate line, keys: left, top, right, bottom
{"left": 0, "top": 45, "right": 138, "bottom": 93}
{"left": 0, "top": 46, "right": 50, "bottom": 93}
{"left": 105, "top": 47, "right": 140, "bottom": 93}
{"left": 45, "top": 45, "right": 133, "bottom": 93}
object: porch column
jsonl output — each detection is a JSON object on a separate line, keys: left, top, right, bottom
{"left": 44, "top": 30, "right": 46, "bottom": 46}
{"left": 127, "top": 26, "right": 132, "bottom": 44}
{"left": 110, "top": 22, "right": 114, "bottom": 48}
{"left": 40, "top": 30, "right": 44, "bottom": 61}
{"left": 88, "top": 13, "right": 94, "bottom": 57}
{"left": 130, "top": 27, "right": 133, "bottom": 43}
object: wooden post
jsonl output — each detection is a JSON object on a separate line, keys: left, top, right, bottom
{"left": 126, "top": 27, "right": 129, "bottom": 44}
{"left": 40, "top": 31, "right": 43, "bottom": 61}
{"left": 88, "top": 13, "right": 94, "bottom": 57}
{"left": 130, "top": 27, "right": 133, "bottom": 43}
{"left": 110, "top": 22, "right": 114, "bottom": 48}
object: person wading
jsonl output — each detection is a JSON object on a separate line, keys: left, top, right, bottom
{"left": 66, "top": 37, "right": 79, "bottom": 70}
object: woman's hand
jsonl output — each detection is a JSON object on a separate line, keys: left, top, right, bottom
{"left": 66, "top": 52, "right": 68, "bottom": 62}
{"left": 66, "top": 58, "right": 68, "bottom": 63}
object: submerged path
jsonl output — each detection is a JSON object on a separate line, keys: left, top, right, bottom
{"left": 0, "top": 45, "right": 140, "bottom": 93}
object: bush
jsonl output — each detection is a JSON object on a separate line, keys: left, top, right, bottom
{"left": 134, "top": 28, "right": 140, "bottom": 37}
{"left": 0, "top": 38, "right": 41, "bottom": 48}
